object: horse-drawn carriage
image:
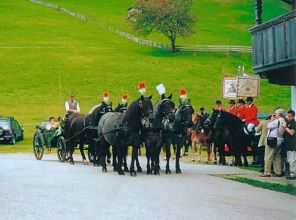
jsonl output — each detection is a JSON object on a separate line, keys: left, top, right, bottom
{"left": 32, "top": 119, "right": 93, "bottom": 162}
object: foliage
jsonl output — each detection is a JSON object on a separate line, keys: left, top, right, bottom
{"left": 131, "top": 0, "right": 196, "bottom": 52}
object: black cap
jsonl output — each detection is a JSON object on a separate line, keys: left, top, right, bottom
{"left": 200, "top": 107, "right": 205, "bottom": 111}
{"left": 216, "top": 100, "right": 222, "bottom": 105}
{"left": 246, "top": 97, "right": 253, "bottom": 102}
{"left": 229, "top": 99, "right": 235, "bottom": 104}
{"left": 238, "top": 99, "right": 245, "bottom": 104}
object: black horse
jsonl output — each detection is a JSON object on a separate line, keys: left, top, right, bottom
{"left": 144, "top": 94, "right": 175, "bottom": 175}
{"left": 113, "top": 102, "right": 138, "bottom": 172}
{"left": 98, "top": 95, "right": 153, "bottom": 176}
{"left": 163, "top": 103, "right": 194, "bottom": 174}
{"left": 205, "top": 110, "right": 250, "bottom": 166}
{"left": 65, "top": 102, "right": 112, "bottom": 165}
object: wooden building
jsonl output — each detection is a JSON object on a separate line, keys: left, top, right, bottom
{"left": 249, "top": 0, "right": 296, "bottom": 110}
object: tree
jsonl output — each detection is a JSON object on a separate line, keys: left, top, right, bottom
{"left": 130, "top": 0, "right": 196, "bottom": 53}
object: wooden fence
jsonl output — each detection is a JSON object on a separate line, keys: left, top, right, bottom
{"left": 29, "top": 0, "right": 252, "bottom": 53}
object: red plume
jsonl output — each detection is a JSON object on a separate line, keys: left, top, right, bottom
{"left": 122, "top": 94, "right": 128, "bottom": 100}
{"left": 138, "top": 82, "right": 146, "bottom": 90}
{"left": 103, "top": 91, "right": 109, "bottom": 97}
{"left": 180, "top": 89, "right": 187, "bottom": 95}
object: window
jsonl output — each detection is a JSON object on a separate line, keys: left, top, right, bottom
{"left": 0, "top": 120, "right": 11, "bottom": 130}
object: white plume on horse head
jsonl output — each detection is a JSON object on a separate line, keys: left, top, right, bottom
{"left": 156, "top": 83, "right": 166, "bottom": 95}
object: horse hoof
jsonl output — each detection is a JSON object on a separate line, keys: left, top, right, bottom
{"left": 124, "top": 167, "right": 129, "bottom": 172}
{"left": 165, "top": 169, "right": 171, "bottom": 174}
{"left": 102, "top": 167, "right": 107, "bottom": 173}
{"left": 107, "top": 158, "right": 111, "bottom": 164}
{"left": 130, "top": 171, "right": 137, "bottom": 176}
{"left": 244, "top": 163, "right": 249, "bottom": 167}
{"left": 137, "top": 167, "right": 143, "bottom": 172}
{"left": 69, "top": 161, "right": 74, "bottom": 165}
{"left": 154, "top": 170, "right": 160, "bottom": 175}
{"left": 118, "top": 170, "right": 125, "bottom": 175}
{"left": 113, "top": 167, "right": 118, "bottom": 172}
{"left": 176, "top": 169, "right": 182, "bottom": 174}
{"left": 146, "top": 170, "right": 151, "bottom": 175}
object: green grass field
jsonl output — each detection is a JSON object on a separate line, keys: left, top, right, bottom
{"left": 0, "top": 0, "right": 291, "bottom": 153}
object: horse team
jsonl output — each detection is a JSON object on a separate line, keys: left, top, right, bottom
{"left": 64, "top": 83, "right": 253, "bottom": 176}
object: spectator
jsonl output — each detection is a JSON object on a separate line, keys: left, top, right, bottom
{"left": 255, "top": 115, "right": 270, "bottom": 170}
{"left": 283, "top": 110, "right": 296, "bottom": 180}
{"left": 261, "top": 108, "right": 285, "bottom": 177}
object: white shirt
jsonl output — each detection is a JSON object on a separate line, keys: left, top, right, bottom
{"left": 65, "top": 101, "right": 80, "bottom": 113}
{"left": 46, "top": 123, "right": 53, "bottom": 130}
{"left": 267, "top": 117, "right": 285, "bottom": 138}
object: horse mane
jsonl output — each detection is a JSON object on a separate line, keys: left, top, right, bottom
{"left": 153, "top": 100, "right": 162, "bottom": 117}
{"left": 222, "top": 111, "right": 243, "bottom": 125}
{"left": 88, "top": 104, "right": 101, "bottom": 114}
{"left": 124, "top": 98, "right": 141, "bottom": 127}
{"left": 153, "top": 99, "right": 170, "bottom": 117}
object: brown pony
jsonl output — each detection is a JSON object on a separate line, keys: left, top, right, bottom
{"left": 190, "top": 113, "right": 215, "bottom": 163}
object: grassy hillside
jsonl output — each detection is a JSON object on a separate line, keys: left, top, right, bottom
{"left": 48, "top": 0, "right": 289, "bottom": 46}
{"left": 0, "top": 0, "right": 291, "bottom": 153}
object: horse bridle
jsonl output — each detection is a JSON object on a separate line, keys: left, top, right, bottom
{"left": 138, "top": 100, "right": 153, "bottom": 128}
{"left": 159, "top": 99, "right": 175, "bottom": 120}
{"left": 178, "top": 104, "right": 193, "bottom": 126}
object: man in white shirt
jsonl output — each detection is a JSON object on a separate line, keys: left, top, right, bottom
{"left": 64, "top": 92, "right": 80, "bottom": 135}
{"left": 65, "top": 92, "right": 80, "bottom": 114}
{"left": 261, "top": 108, "right": 285, "bottom": 177}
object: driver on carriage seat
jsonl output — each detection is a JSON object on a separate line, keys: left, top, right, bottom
{"left": 64, "top": 92, "right": 80, "bottom": 132}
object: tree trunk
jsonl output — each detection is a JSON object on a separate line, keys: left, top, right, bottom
{"left": 170, "top": 37, "right": 176, "bottom": 53}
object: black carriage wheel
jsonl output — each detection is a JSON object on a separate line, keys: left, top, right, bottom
{"left": 57, "top": 136, "right": 69, "bottom": 162}
{"left": 33, "top": 131, "right": 44, "bottom": 160}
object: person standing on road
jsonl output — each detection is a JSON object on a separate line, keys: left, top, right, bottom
{"left": 283, "top": 110, "right": 296, "bottom": 180}
{"left": 255, "top": 115, "right": 270, "bottom": 171}
{"left": 261, "top": 108, "right": 285, "bottom": 177}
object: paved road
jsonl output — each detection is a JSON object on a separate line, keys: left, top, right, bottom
{"left": 0, "top": 154, "right": 295, "bottom": 220}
